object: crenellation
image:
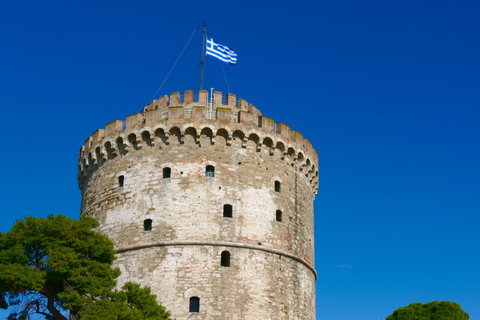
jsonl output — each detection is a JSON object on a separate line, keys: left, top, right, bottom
{"left": 275, "top": 122, "right": 291, "bottom": 141}
{"left": 278, "top": 123, "right": 291, "bottom": 137}
{"left": 213, "top": 91, "right": 222, "bottom": 107}
{"left": 226, "top": 93, "right": 236, "bottom": 107}
{"left": 238, "top": 111, "right": 254, "bottom": 127}
{"left": 260, "top": 116, "right": 275, "bottom": 134}
{"left": 126, "top": 113, "right": 143, "bottom": 130}
{"left": 79, "top": 145, "right": 85, "bottom": 160}
{"left": 237, "top": 98, "right": 248, "bottom": 111}
{"left": 105, "top": 120, "right": 123, "bottom": 137}
{"left": 198, "top": 90, "right": 208, "bottom": 104}
{"left": 92, "top": 129, "right": 105, "bottom": 144}
{"left": 158, "top": 95, "right": 169, "bottom": 109}
{"left": 291, "top": 130, "right": 303, "bottom": 143}
{"left": 146, "top": 99, "right": 158, "bottom": 111}
{"left": 304, "top": 139, "right": 313, "bottom": 155}
{"left": 248, "top": 103, "right": 261, "bottom": 116}
{"left": 85, "top": 136, "right": 93, "bottom": 150}
{"left": 184, "top": 90, "right": 194, "bottom": 104}
{"left": 145, "top": 108, "right": 161, "bottom": 126}
{"left": 170, "top": 91, "right": 181, "bottom": 105}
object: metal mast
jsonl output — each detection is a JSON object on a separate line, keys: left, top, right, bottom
{"left": 199, "top": 21, "right": 207, "bottom": 91}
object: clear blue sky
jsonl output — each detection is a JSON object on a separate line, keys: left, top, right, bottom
{"left": 1, "top": 1, "right": 479, "bottom": 319}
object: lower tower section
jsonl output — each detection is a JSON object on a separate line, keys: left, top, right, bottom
{"left": 116, "top": 245, "right": 315, "bottom": 319}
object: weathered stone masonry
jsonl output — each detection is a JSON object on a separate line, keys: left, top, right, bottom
{"left": 78, "top": 90, "right": 319, "bottom": 320}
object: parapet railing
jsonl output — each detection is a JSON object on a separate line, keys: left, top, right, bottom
{"left": 146, "top": 90, "right": 255, "bottom": 114}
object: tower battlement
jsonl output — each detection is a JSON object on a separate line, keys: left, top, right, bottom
{"left": 144, "top": 90, "right": 262, "bottom": 116}
{"left": 79, "top": 91, "right": 319, "bottom": 194}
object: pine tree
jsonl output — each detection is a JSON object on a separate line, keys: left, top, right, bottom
{"left": 0, "top": 214, "right": 173, "bottom": 320}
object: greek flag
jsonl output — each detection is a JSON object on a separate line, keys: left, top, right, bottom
{"left": 206, "top": 36, "right": 237, "bottom": 65}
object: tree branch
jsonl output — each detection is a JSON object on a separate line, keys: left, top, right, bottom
{"left": 43, "top": 287, "right": 68, "bottom": 320}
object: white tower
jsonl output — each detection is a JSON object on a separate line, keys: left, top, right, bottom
{"left": 78, "top": 90, "right": 319, "bottom": 319}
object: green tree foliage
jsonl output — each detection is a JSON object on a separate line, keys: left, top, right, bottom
{"left": 0, "top": 214, "right": 173, "bottom": 320}
{"left": 385, "top": 301, "right": 469, "bottom": 320}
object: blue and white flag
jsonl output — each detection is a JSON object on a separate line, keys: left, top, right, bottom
{"left": 206, "top": 36, "right": 237, "bottom": 65}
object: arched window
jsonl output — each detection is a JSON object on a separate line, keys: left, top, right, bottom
{"left": 189, "top": 297, "right": 200, "bottom": 313}
{"left": 276, "top": 210, "right": 282, "bottom": 222}
{"left": 118, "top": 175, "right": 124, "bottom": 187}
{"left": 274, "top": 180, "right": 281, "bottom": 192}
{"left": 163, "top": 167, "right": 171, "bottom": 179}
{"left": 221, "top": 251, "right": 230, "bottom": 267}
{"left": 144, "top": 219, "right": 152, "bottom": 231}
{"left": 206, "top": 165, "right": 215, "bottom": 177}
{"left": 223, "top": 204, "right": 232, "bottom": 218}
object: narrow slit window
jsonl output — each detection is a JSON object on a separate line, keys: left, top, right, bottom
{"left": 223, "top": 204, "right": 232, "bottom": 218}
{"left": 189, "top": 297, "right": 200, "bottom": 313}
{"left": 206, "top": 165, "right": 215, "bottom": 177}
{"left": 221, "top": 251, "right": 230, "bottom": 267}
{"left": 118, "top": 175, "right": 124, "bottom": 187}
{"left": 274, "top": 180, "right": 281, "bottom": 192}
{"left": 144, "top": 219, "right": 152, "bottom": 231}
{"left": 163, "top": 167, "right": 171, "bottom": 179}
{"left": 276, "top": 210, "right": 282, "bottom": 222}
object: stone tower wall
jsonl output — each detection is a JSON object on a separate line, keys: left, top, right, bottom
{"left": 78, "top": 90, "right": 319, "bottom": 319}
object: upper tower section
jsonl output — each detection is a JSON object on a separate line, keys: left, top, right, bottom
{"left": 78, "top": 90, "right": 319, "bottom": 194}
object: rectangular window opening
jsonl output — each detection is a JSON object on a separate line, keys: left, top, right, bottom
{"left": 206, "top": 165, "right": 215, "bottom": 177}
{"left": 276, "top": 210, "right": 282, "bottom": 222}
{"left": 223, "top": 204, "right": 233, "bottom": 218}
{"left": 118, "top": 175, "right": 124, "bottom": 187}
{"left": 274, "top": 180, "right": 281, "bottom": 192}
{"left": 189, "top": 297, "right": 200, "bottom": 313}
{"left": 163, "top": 167, "right": 171, "bottom": 179}
{"left": 144, "top": 219, "right": 152, "bottom": 231}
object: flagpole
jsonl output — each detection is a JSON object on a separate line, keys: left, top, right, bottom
{"left": 199, "top": 21, "right": 207, "bottom": 91}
